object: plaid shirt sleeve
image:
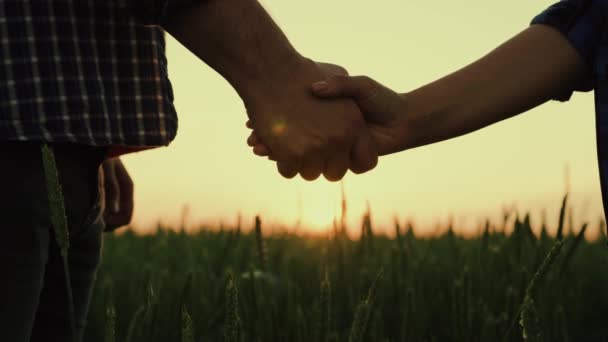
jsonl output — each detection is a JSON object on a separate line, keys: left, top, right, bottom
{"left": 530, "top": 0, "right": 608, "bottom": 101}
{"left": 115, "top": 0, "right": 202, "bottom": 26}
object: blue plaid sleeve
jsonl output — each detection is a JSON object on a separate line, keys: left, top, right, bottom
{"left": 531, "top": 0, "right": 608, "bottom": 101}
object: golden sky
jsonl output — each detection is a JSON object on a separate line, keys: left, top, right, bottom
{"left": 121, "top": 0, "right": 605, "bottom": 236}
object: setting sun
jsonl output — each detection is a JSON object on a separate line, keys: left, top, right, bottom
{"left": 297, "top": 183, "right": 342, "bottom": 231}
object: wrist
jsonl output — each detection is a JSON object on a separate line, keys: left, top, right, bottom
{"left": 235, "top": 54, "right": 314, "bottom": 104}
{"left": 397, "top": 91, "right": 441, "bottom": 151}
{"left": 391, "top": 92, "right": 416, "bottom": 151}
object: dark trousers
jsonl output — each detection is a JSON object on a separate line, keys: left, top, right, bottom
{"left": 0, "top": 142, "right": 106, "bottom": 342}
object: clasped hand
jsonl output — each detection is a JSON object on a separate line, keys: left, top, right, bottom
{"left": 241, "top": 58, "right": 377, "bottom": 181}
{"left": 244, "top": 58, "right": 412, "bottom": 181}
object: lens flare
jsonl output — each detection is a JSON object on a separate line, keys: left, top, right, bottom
{"left": 272, "top": 121, "right": 287, "bottom": 136}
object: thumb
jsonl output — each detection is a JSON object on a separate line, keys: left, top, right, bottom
{"left": 311, "top": 75, "right": 377, "bottom": 102}
{"left": 313, "top": 75, "right": 399, "bottom": 126}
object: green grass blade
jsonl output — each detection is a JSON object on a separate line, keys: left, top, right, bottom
{"left": 41, "top": 144, "right": 77, "bottom": 342}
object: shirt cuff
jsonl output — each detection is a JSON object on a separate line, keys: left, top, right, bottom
{"left": 120, "top": 0, "right": 169, "bottom": 26}
{"left": 127, "top": 0, "right": 206, "bottom": 27}
{"left": 530, "top": 0, "right": 605, "bottom": 101}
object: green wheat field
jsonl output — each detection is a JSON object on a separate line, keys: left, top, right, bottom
{"left": 76, "top": 196, "right": 608, "bottom": 342}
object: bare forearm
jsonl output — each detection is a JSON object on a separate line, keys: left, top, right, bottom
{"left": 403, "top": 25, "right": 587, "bottom": 149}
{"left": 162, "top": 0, "right": 304, "bottom": 101}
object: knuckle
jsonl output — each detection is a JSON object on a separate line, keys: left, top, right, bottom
{"left": 276, "top": 146, "right": 297, "bottom": 161}
{"left": 329, "top": 129, "right": 351, "bottom": 145}
{"left": 329, "top": 74, "right": 345, "bottom": 85}
{"left": 278, "top": 164, "right": 297, "bottom": 179}
{"left": 350, "top": 157, "right": 376, "bottom": 174}
{"left": 360, "top": 158, "right": 378, "bottom": 174}
{"left": 350, "top": 166, "right": 364, "bottom": 175}
{"left": 360, "top": 76, "right": 375, "bottom": 89}
{"left": 291, "top": 149, "right": 307, "bottom": 161}
{"left": 323, "top": 172, "right": 341, "bottom": 182}
{"left": 124, "top": 176, "right": 134, "bottom": 188}
{"left": 279, "top": 169, "right": 295, "bottom": 179}
{"left": 301, "top": 172, "right": 320, "bottom": 181}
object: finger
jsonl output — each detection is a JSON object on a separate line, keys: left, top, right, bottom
{"left": 316, "top": 62, "right": 349, "bottom": 76}
{"left": 105, "top": 209, "right": 131, "bottom": 229}
{"left": 105, "top": 160, "right": 134, "bottom": 230}
{"left": 247, "top": 132, "right": 259, "bottom": 147}
{"left": 102, "top": 160, "right": 120, "bottom": 214}
{"left": 248, "top": 130, "right": 273, "bottom": 157}
{"left": 349, "top": 131, "right": 378, "bottom": 174}
{"left": 253, "top": 144, "right": 270, "bottom": 156}
{"left": 311, "top": 75, "right": 376, "bottom": 101}
{"left": 277, "top": 161, "right": 299, "bottom": 179}
{"left": 106, "top": 210, "right": 131, "bottom": 229}
{"left": 299, "top": 157, "right": 324, "bottom": 181}
{"left": 323, "top": 150, "right": 350, "bottom": 182}
{"left": 114, "top": 160, "right": 134, "bottom": 218}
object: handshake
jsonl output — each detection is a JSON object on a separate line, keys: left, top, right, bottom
{"left": 242, "top": 58, "right": 416, "bottom": 182}
{"left": 219, "top": 24, "right": 569, "bottom": 183}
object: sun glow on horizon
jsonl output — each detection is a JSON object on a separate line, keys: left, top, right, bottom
{"left": 290, "top": 182, "right": 342, "bottom": 231}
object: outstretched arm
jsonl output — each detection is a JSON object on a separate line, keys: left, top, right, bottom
{"left": 399, "top": 24, "right": 587, "bottom": 150}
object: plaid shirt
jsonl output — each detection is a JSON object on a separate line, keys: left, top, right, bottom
{"left": 531, "top": 0, "right": 608, "bottom": 220}
{"left": 0, "top": 0, "right": 184, "bottom": 148}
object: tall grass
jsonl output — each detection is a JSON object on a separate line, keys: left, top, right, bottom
{"left": 224, "top": 272, "right": 241, "bottom": 342}
{"left": 41, "top": 144, "right": 77, "bottom": 342}
{"left": 83, "top": 198, "right": 608, "bottom": 341}
{"left": 181, "top": 306, "right": 194, "bottom": 342}
{"left": 519, "top": 241, "right": 563, "bottom": 342}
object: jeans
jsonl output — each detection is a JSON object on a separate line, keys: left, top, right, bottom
{"left": 0, "top": 142, "right": 107, "bottom": 342}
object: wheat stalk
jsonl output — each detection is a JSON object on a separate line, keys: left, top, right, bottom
{"left": 104, "top": 294, "right": 116, "bottom": 342}
{"left": 348, "top": 268, "right": 383, "bottom": 342}
{"left": 519, "top": 240, "right": 563, "bottom": 342}
{"left": 41, "top": 144, "right": 77, "bottom": 342}
{"left": 319, "top": 268, "right": 331, "bottom": 342}
{"left": 181, "top": 306, "right": 195, "bottom": 342}
{"left": 224, "top": 272, "right": 241, "bottom": 342}
{"left": 556, "top": 195, "right": 568, "bottom": 240}
{"left": 255, "top": 216, "right": 267, "bottom": 271}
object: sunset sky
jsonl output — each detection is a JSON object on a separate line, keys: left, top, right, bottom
{"left": 120, "top": 0, "right": 605, "bottom": 236}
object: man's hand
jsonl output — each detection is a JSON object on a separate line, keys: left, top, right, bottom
{"left": 243, "top": 58, "right": 378, "bottom": 181}
{"left": 101, "top": 158, "right": 134, "bottom": 231}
